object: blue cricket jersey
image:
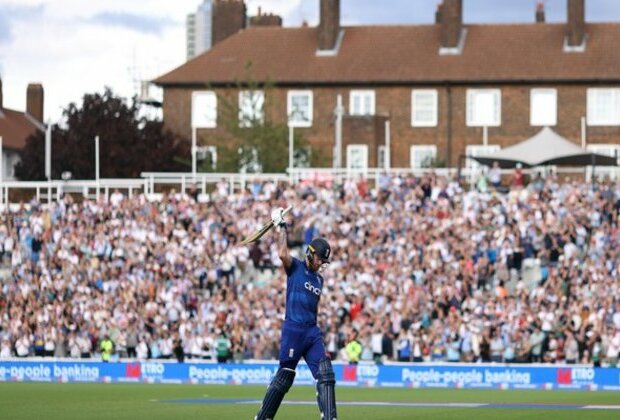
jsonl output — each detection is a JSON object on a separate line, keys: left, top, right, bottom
{"left": 284, "top": 257, "right": 323, "bottom": 325}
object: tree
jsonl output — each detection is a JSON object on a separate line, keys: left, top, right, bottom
{"left": 202, "top": 67, "right": 323, "bottom": 173}
{"left": 15, "top": 88, "right": 190, "bottom": 180}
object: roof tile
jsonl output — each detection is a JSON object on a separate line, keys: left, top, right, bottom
{"left": 0, "top": 108, "right": 43, "bottom": 150}
{"left": 155, "top": 23, "right": 620, "bottom": 85}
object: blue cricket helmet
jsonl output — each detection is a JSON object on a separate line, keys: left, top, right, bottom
{"left": 307, "top": 238, "right": 331, "bottom": 263}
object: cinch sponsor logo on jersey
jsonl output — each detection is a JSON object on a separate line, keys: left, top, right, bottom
{"left": 304, "top": 282, "right": 321, "bottom": 296}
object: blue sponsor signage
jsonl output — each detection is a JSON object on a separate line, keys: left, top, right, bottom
{"left": 0, "top": 360, "right": 618, "bottom": 391}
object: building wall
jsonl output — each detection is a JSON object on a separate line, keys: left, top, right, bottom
{"left": 162, "top": 83, "right": 620, "bottom": 168}
{"left": 187, "top": 0, "right": 247, "bottom": 61}
{"left": 194, "top": 1, "right": 213, "bottom": 58}
{"left": 186, "top": 14, "right": 196, "bottom": 60}
{"left": 187, "top": 7, "right": 214, "bottom": 61}
{"left": 341, "top": 115, "right": 387, "bottom": 168}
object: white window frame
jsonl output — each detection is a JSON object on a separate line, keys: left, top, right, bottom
{"left": 410, "top": 145, "right": 438, "bottom": 169}
{"left": 586, "top": 144, "right": 620, "bottom": 180}
{"left": 411, "top": 89, "right": 438, "bottom": 127}
{"left": 238, "top": 90, "right": 264, "bottom": 127}
{"left": 586, "top": 144, "right": 620, "bottom": 161}
{"left": 238, "top": 147, "right": 262, "bottom": 173}
{"left": 10, "top": 154, "right": 17, "bottom": 179}
{"left": 349, "top": 90, "right": 375, "bottom": 116}
{"left": 530, "top": 88, "right": 557, "bottom": 126}
{"left": 287, "top": 90, "right": 313, "bottom": 127}
{"left": 196, "top": 145, "right": 217, "bottom": 170}
{"left": 587, "top": 88, "right": 620, "bottom": 126}
{"left": 466, "top": 89, "right": 501, "bottom": 127}
{"left": 346, "top": 144, "right": 369, "bottom": 171}
{"left": 466, "top": 144, "right": 501, "bottom": 173}
{"left": 3, "top": 152, "right": 18, "bottom": 180}
{"left": 294, "top": 146, "right": 312, "bottom": 168}
{"left": 191, "top": 91, "right": 217, "bottom": 128}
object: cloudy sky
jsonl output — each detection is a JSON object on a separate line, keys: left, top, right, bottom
{"left": 1, "top": 0, "right": 619, "bottom": 123}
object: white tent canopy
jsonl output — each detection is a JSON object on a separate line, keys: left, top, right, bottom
{"left": 470, "top": 127, "right": 618, "bottom": 169}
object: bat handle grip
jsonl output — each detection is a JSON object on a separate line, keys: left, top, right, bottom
{"left": 281, "top": 205, "right": 293, "bottom": 217}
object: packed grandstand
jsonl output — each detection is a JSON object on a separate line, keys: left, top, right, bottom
{"left": 0, "top": 172, "right": 619, "bottom": 367}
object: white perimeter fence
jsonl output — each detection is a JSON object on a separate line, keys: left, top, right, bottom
{"left": 0, "top": 165, "right": 616, "bottom": 206}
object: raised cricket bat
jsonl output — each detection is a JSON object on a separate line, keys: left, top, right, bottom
{"left": 240, "top": 205, "right": 293, "bottom": 245}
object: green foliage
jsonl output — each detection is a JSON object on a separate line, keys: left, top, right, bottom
{"left": 15, "top": 88, "right": 190, "bottom": 180}
{"left": 206, "top": 65, "right": 315, "bottom": 173}
{"left": 429, "top": 156, "right": 448, "bottom": 168}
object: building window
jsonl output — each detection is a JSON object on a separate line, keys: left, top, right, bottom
{"left": 239, "top": 147, "right": 262, "bottom": 173}
{"left": 465, "top": 144, "right": 501, "bottom": 173}
{"left": 191, "top": 91, "right": 217, "bottom": 128}
{"left": 587, "top": 144, "right": 620, "bottom": 164}
{"left": 377, "top": 145, "right": 387, "bottom": 169}
{"left": 411, "top": 90, "right": 438, "bottom": 127}
{"left": 293, "top": 146, "right": 312, "bottom": 168}
{"left": 410, "top": 145, "right": 438, "bottom": 169}
{"left": 196, "top": 145, "right": 217, "bottom": 170}
{"left": 530, "top": 88, "right": 557, "bottom": 126}
{"left": 346, "top": 144, "right": 368, "bottom": 170}
{"left": 586, "top": 144, "right": 620, "bottom": 180}
{"left": 349, "top": 90, "right": 375, "bottom": 116}
{"left": 239, "top": 90, "right": 264, "bottom": 127}
{"left": 2, "top": 152, "right": 16, "bottom": 180}
{"left": 466, "top": 89, "right": 501, "bottom": 127}
{"left": 287, "top": 90, "right": 313, "bottom": 127}
{"left": 587, "top": 88, "right": 620, "bottom": 126}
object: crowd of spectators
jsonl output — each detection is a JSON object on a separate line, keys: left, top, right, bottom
{"left": 0, "top": 171, "right": 619, "bottom": 367}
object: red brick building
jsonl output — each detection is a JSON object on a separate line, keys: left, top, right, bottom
{"left": 0, "top": 79, "right": 46, "bottom": 180}
{"left": 155, "top": 0, "right": 620, "bottom": 170}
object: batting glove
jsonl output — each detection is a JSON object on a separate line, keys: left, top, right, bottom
{"left": 271, "top": 207, "right": 285, "bottom": 226}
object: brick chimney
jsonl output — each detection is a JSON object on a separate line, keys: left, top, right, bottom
{"left": 26, "top": 83, "right": 44, "bottom": 122}
{"left": 435, "top": 2, "right": 443, "bottom": 24}
{"left": 212, "top": 0, "right": 247, "bottom": 46}
{"left": 566, "top": 0, "right": 585, "bottom": 46}
{"left": 440, "top": 0, "right": 463, "bottom": 49}
{"left": 318, "top": 0, "right": 340, "bottom": 51}
{"left": 536, "top": 2, "right": 545, "bottom": 23}
{"left": 249, "top": 11, "right": 283, "bottom": 27}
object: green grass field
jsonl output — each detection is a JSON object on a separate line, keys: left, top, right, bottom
{"left": 1, "top": 383, "right": 619, "bottom": 419}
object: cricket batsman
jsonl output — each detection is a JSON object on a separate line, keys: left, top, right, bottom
{"left": 255, "top": 207, "right": 337, "bottom": 420}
